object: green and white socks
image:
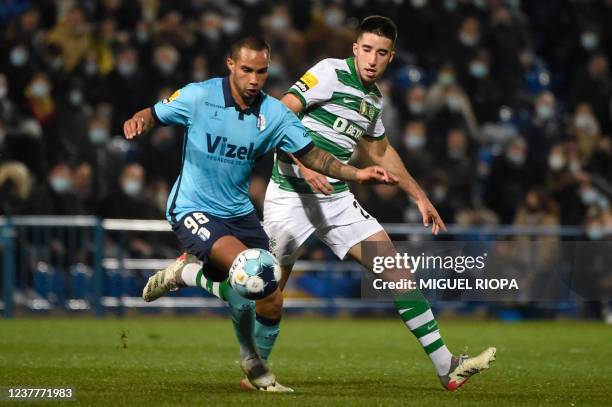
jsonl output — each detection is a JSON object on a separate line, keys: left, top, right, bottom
{"left": 394, "top": 292, "right": 453, "bottom": 376}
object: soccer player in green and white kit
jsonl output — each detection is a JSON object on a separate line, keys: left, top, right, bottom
{"left": 152, "top": 17, "right": 496, "bottom": 392}
{"left": 259, "top": 15, "right": 495, "bottom": 392}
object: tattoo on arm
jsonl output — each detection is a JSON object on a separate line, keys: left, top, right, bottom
{"left": 300, "top": 147, "right": 359, "bottom": 182}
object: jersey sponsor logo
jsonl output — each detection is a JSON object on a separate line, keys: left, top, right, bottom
{"left": 295, "top": 71, "right": 319, "bottom": 92}
{"left": 333, "top": 117, "right": 364, "bottom": 139}
{"left": 162, "top": 89, "right": 180, "bottom": 104}
{"left": 206, "top": 133, "right": 255, "bottom": 161}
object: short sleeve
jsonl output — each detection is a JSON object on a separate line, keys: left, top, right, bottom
{"left": 274, "top": 109, "right": 314, "bottom": 157}
{"left": 364, "top": 111, "right": 386, "bottom": 140}
{"left": 286, "top": 60, "right": 334, "bottom": 108}
{"left": 152, "top": 83, "right": 199, "bottom": 127}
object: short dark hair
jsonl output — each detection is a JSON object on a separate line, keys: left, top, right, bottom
{"left": 229, "top": 36, "right": 271, "bottom": 60}
{"left": 358, "top": 15, "right": 398, "bottom": 44}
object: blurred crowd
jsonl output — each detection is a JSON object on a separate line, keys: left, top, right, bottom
{"left": 0, "top": 0, "right": 611, "bottom": 247}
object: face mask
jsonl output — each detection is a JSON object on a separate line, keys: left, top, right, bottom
{"left": 49, "top": 58, "right": 63, "bottom": 71}
{"left": 136, "top": 30, "right": 149, "bottom": 43}
{"left": 193, "top": 69, "right": 207, "bottom": 82}
{"left": 469, "top": 61, "right": 488, "bottom": 78}
{"left": 439, "top": 73, "right": 455, "bottom": 86}
{"left": 444, "top": 0, "right": 457, "bottom": 12}
{"left": 89, "top": 128, "right": 109, "bottom": 144}
{"left": 411, "top": 0, "right": 428, "bottom": 8}
{"left": 69, "top": 89, "right": 83, "bottom": 105}
{"left": 448, "top": 147, "right": 465, "bottom": 159}
{"left": 506, "top": 152, "right": 525, "bottom": 166}
{"left": 10, "top": 47, "right": 28, "bottom": 67}
{"left": 324, "top": 11, "right": 344, "bottom": 27}
{"left": 0, "top": 86, "right": 7, "bottom": 99}
{"left": 222, "top": 19, "right": 240, "bottom": 35}
{"left": 587, "top": 227, "right": 603, "bottom": 240}
{"left": 446, "top": 95, "right": 462, "bottom": 111}
{"left": 51, "top": 176, "right": 72, "bottom": 194}
{"left": 580, "top": 187, "right": 598, "bottom": 205}
{"left": 203, "top": 28, "right": 220, "bottom": 41}
{"left": 432, "top": 186, "right": 447, "bottom": 201}
{"left": 31, "top": 82, "right": 49, "bottom": 98}
{"left": 574, "top": 113, "right": 595, "bottom": 134}
{"left": 548, "top": 154, "right": 565, "bottom": 170}
{"left": 122, "top": 180, "right": 142, "bottom": 197}
{"left": 270, "top": 16, "right": 288, "bottom": 31}
{"left": 404, "top": 133, "right": 425, "bottom": 150}
{"left": 118, "top": 62, "right": 136, "bottom": 77}
{"left": 597, "top": 196, "right": 610, "bottom": 210}
{"left": 157, "top": 61, "right": 176, "bottom": 75}
{"left": 85, "top": 62, "right": 98, "bottom": 76}
{"left": 459, "top": 32, "right": 478, "bottom": 47}
{"left": 580, "top": 32, "right": 598, "bottom": 50}
{"left": 536, "top": 104, "right": 553, "bottom": 120}
{"left": 408, "top": 101, "right": 424, "bottom": 114}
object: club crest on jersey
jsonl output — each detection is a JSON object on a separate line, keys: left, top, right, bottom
{"left": 257, "top": 113, "right": 266, "bottom": 131}
{"left": 162, "top": 89, "right": 180, "bottom": 104}
{"left": 360, "top": 100, "right": 377, "bottom": 121}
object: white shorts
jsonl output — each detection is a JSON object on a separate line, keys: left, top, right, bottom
{"left": 263, "top": 182, "right": 384, "bottom": 266}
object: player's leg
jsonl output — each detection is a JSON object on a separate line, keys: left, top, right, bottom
{"left": 345, "top": 230, "right": 496, "bottom": 390}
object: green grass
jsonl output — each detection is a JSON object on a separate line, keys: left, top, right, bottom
{"left": 0, "top": 317, "right": 610, "bottom": 406}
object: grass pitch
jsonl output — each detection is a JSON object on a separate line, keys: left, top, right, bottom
{"left": 0, "top": 317, "right": 610, "bottom": 406}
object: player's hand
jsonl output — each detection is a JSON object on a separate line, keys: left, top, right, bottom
{"left": 416, "top": 195, "right": 447, "bottom": 235}
{"left": 356, "top": 166, "right": 399, "bottom": 185}
{"left": 300, "top": 166, "right": 333, "bottom": 195}
{"left": 123, "top": 116, "right": 146, "bottom": 139}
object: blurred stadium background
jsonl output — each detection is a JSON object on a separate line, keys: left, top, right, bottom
{"left": 0, "top": 0, "right": 611, "bottom": 322}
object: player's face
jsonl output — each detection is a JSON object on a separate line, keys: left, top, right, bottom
{"left": 352, "top": 33, "right": 395, "bottom": 86}
{"left": 227, "top": 48, "right": 269, "bottom": 104}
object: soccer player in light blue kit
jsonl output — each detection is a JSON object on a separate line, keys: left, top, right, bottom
{"left": 123, "top": 37, "right": 397, "bottom": 391}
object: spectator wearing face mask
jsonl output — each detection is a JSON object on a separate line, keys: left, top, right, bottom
{"left": 570, "top": 103, "right": 602, "bottom": 167}
{"left": 396, "top": 121, "right": 432, "bottom": 183}
{"left": 100, "top": 163, "right": 164, "bottom": 259}
{"left": 101, "top": 163, "right": 160, "bottom": 220}
{"left": 570, "top": 54, "right": 612, "bottom": 132}
{"left": 194, "top": 11, "right": 230, "bottom": 76}
{"left": 487, "top": 6, "right": 530, "bottom": 97}
{"left": 134, "top": 126, "right": 181, "bottom": 186}
{"left": 545, "top": 143, "right": 583, "bottom": 224}
{"left": 2, "top": 43, "right": 35, "bottom": 107}
{"left": 485, "top": 137, "right": 532, "bottom": 223}
{"left": 524, "top": 91, "right": 563, "bottom": 180}
{"left": 0, "top": 73, "right": 20, "bottom": 128}
{"left": 29, "top": 162, "right": 84, "bottom": 215}
{"left": 101, "top": 46, "right": 147, "bottom": 131}
{"left": 428, "top": 77, "right": 480, "bottom": 148}
{"left": 45, "top": 6, "right": 92, "bottom": 72}
{"left": 440, "top": 128, "right": 476, "bottom": 210}
{"left": 401, "top": 84, "right": 428, "bottom": 123}
{"left": 464, "top": 49, "right": 505, "bottom": 122}
{"left": 147, "top": 44, "right": 184, "bottom": 96}
{"left": 444, "top": 16, "right": 481, "bottom": 81}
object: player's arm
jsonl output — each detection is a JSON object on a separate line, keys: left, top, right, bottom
{"left": 124, "top": 107, "right": 157, "bottom": 139}
{"left": 281, "top": 93, "right": 335, "bottom": 194}
{"left": 298, "top": 145, "right": 398, "bottom": 185}
{"left": 361, "top": 136, "right": 446, "bottom": 235}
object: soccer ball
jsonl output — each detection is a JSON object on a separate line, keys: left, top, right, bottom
{"left": 228, "top": 248, "right": 281, "bottom": 300}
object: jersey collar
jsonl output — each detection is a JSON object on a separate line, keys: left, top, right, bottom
{"left": 222, "top": 76, "right": 263, "bottom": 116}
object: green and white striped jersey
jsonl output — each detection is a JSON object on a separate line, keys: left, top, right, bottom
{"left": 272, "top": 57, "right": 386, "bottom": 195}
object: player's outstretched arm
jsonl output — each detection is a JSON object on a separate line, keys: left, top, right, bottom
{"left": 124, "top": 108, "right": 157, "bottom": 139}
{"left": 361, "top": 137, "right": 447, "bottom": 235}
{"left": 299, "top": 146, "right": 398, "bottom": 185}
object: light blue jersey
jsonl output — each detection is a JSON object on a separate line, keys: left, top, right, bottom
{"left": 152, "top": 77, "right": 313, "bottom": 222}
